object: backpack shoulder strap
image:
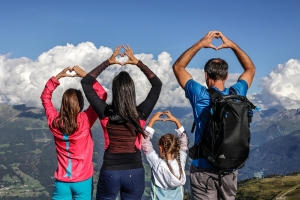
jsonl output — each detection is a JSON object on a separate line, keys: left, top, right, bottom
{"left": 229, "top": 87, "right": 257, "bottom": 110}
{"left": 207, "top": 87, "right": 222, "bottom": 102}
{"left": 191, "top": 88, "right": 222, "bottom": 133}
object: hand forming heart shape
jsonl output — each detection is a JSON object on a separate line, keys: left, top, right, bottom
{"left": 201, "top": 31, "right": 234, "bottom": 51}
{"left": 158, "top": 113, "right": 170, "bottom": 120}
{"left": 108, "top": 45, "right": 139, "bottom": 66}
{"left": 66, "top": 69, "right": 77, "bottom": 76}
{"left": 151, "top": 110, "right": 177, "bottom": 123}
{"left": 55, "top": 65, "right": 88, "bottom": 81}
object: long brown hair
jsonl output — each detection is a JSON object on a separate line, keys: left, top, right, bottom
{"left": 159, "top": 134, "right": 183, "bottom": 180}
{"left": 53, "top": 89, "right": 84, "bottom": 135}
{"left": 110, "top": 71, "right": 145, "bottom": 138}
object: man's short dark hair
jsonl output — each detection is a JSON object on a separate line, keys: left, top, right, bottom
{"left": 204, "top": 58, "right": 228, "bottom": 81}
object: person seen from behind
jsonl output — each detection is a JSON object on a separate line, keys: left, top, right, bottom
{"left": 172, "top": 31, "right": 256, "bottom": 199}
{"left": 40, "top": 66, "right": 107, "bottom": 200}
{"left": 81, "top": 45, "right": 162, "bottom": 200}
{"left": 142, "top": 110, "right": 188, "bottom": 200}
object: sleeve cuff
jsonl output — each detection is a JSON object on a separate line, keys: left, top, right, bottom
{"left": 50, "top": 76, "right": 60, "bottom": 85}
{"left": 137, "top": 60, "right": 143, "bottom": 67}
{"left": 145, "top": 126, "right": 155, "bottom": 135}
{"left": 176, "top": 126, "right": 185, "bottom": 133}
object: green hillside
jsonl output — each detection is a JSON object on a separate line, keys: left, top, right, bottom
{"left": 236, "top": 173, "right": 300, "bottom": 200}
{"left": 1, "top": 104, "right": 300, "bottom": 199}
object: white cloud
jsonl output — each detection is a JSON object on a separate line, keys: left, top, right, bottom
{"left": 0, "top": 43, "right": 113, "bottom": 108}
{"left": 0, "top": 42, "right": 195, "bottom": 109}
{"left": 1, "top": 42, "right": 299, "bottom": 111}
{"left": 249, "top": 59, "right": 300, "bottom": 110}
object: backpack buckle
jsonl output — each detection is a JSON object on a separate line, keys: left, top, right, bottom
{"left": 208, "top": 156, "right": 215, "bottom": 163}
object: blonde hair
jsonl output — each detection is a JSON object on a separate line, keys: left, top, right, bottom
{"left": 158, "top": 134, "right": 183, "bottom": 180}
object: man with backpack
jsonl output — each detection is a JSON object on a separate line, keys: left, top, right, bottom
{"left": 172, "top": 30, "right": 255, "bottom": 199}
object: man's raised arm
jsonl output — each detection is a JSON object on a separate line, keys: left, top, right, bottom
{"left": 217, "top": 32, "right": 256, "bottom": 88}
{"left": 172, "top": 31, "right": 219, "bottom": 89}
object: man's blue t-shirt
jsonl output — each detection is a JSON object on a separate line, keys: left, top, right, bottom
{"left": 185, "top": 79, "right": 248, "bottom": 169}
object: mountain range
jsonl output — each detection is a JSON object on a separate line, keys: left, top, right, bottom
{"left": 0, "top": 104, "right": 300, "bottom": 199}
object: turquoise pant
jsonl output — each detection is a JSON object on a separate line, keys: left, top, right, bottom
{"left": 52, "top": 177, "right": 93, "bottom": 200}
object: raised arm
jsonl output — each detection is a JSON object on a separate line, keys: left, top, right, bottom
{"left": 73, "top": 65, "right": 107, "bottom": 125}
{"left": 81, "top": 64, "right": 110, "bottom": 119}
{"left": 163, "top": 111, "right": 188, "bottom": 152}
{"left": 80, "top": 46, "right": 122, "bottom": 119}
{"left": 40, "top": 67, "right": 73, "bottom": 122}
{"left": 217, "top": 32, "right": 256, "bottom": 88}
{"left": 122, "top": 45, "right": 162, "bottom": 119}
{"left": 173, "top": 31, "right": 219, "bottom": 89}
{"left": 142, "top": 111, "right": 163, "bottom": 157}
{"left": 136, "top": 62, "right": 162, "bottom": 119}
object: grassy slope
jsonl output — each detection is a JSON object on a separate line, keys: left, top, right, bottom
{"left": 236, "top": 174, "right": 300, "bottom": 200}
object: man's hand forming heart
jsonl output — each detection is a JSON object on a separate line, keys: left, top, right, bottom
{"left": 199, "top": 30, "right": 220, "bottom": 50}
{"left": 200, "top": 31, "right": 235, "bottom": 50}
{"left": 199, "top": 30, "right": 236, "bottom": 51}
{"left": 215, "top": 31, "right": 236, "bottom": 50}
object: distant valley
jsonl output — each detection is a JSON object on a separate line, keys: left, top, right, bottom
{"left": 0, "top": 104, "right": 300, "bottom": 199}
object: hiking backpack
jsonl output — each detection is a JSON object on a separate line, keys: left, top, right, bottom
{"left": 189, "top": 87, "right": 257, "bottom": 171}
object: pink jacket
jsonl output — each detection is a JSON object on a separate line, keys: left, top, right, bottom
{"left": 40, "top": 77, "right": 107, "bottom": 182}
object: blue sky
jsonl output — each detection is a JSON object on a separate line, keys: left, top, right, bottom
{"left": 0, "top": 1, "right": 300, "bottom": 108}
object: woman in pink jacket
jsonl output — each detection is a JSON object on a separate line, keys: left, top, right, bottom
{"left": 40, "top": 66, "right": 107, "bottom": 200}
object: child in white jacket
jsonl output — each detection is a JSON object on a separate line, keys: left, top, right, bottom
{"left": 142, "top": 110, "right": 188, "bottom": 200}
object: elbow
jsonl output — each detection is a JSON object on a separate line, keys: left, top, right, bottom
{"left": 157, "top": 78, "right": 163, "bottom": 87}
{"left": 172, "top": 61, "right": 181, "bottom": 71}
{"left": 156, "top": 75, "right": 163, "bottom": 87}
{"left": 40, "top": 92, "right": 45, "bottom": 101}
{"left": 250, "top": 67, "right": 256, "bottom": 76}
{"left": 151, "top": 76, "right": 163, "bottom": 87}
{"left": 172, "top": 63, "right": 182, "bottom": 77}
{"left": 172, "top": 63, "right": 178, "bottom": 72}
{"left": 156, "top": 80, "right": 163, "bottom": 94}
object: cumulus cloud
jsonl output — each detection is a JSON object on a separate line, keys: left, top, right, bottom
{"left": 2, "top": 42, "right": 298, "bottom": 110}
{"left": 0, "top": 43, "right": 112, "bottom": 108}
{"left": 249, "top": 59, "right": 300, "bottom": 110}
{"left": 0, "top": 42, "right": 242, "bottom": 109}
{"left": 0, "top": 43, "right": 182, "bottom": 108}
